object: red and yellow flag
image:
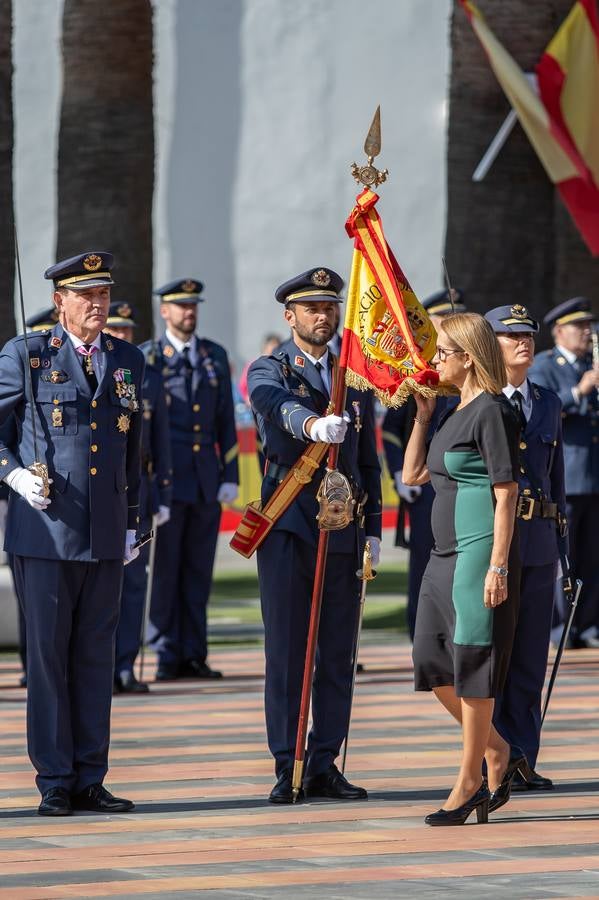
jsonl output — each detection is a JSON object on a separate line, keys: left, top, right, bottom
{"left": 341, "top": 189, "right": 439, "bottom": 407}
{"left": 462, "top": 0, "right": 599, "bottom": 255}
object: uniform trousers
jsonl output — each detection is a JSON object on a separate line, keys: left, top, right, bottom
{"left": 258, "top": 529, "right": 361, "bottom": 777}
{"left": 405, "top": 485, "right": 434, "bottom": 641}
{"left": 149, "top": 496, "right": 221, "bottom": 667}
{"left": 558, "top": 495, "right": 599, "bottom": 638}
{"left": 13, "top": 556, "right": 123, "bottom": 795}
{"left": 493, "top": 562, "right": 555, "bottom": 767}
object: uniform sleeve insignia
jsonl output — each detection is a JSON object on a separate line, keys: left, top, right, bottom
{"left": 117, "top": 413, "right": 131, "bottom": 433}
{"left": 1, "top": 458, "right": 8, "bottom": 466}
{"left": 163, "top": 345, "right": 175, "bottom": 358}
{"left": 311, "top": 269, "right": 331, "bottom": 287}
{"left": 556, "top": 356, "right": 566, "bottom": 366}
{"left": 49, "top": 336, "right": 62, "bottom": 349}
{"left": 294, "top": 355, "right": 305, "bottom": 368}
{"left": 83, "top": 254, "right": 102, "bottom": 272}
{"left": 30, "top": 357, "right": 40, "bottom": 368}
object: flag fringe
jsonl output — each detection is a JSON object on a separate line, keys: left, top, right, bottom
{"left": 345, "top": 370, "right": 456, "bottom": 407}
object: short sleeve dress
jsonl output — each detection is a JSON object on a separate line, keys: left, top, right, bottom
{"left": 413, "top": 392, "right": 520, "bottom": 698}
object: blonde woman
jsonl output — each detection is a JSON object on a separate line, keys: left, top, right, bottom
{"left": 403, "top": 313, "right": 521, "bottom": 826}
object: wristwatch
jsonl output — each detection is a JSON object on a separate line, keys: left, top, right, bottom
{"left": 489, "top": 564, "right": 508, "bottom": 577}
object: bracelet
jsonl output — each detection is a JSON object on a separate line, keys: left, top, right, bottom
{"left": 414, "top": 416, "right": 431, "bottom": 426}
{"left": 489, "top": 564, "right": 508, "bottom": 577}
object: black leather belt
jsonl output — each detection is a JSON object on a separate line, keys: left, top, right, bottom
{"left": 516, "top": 495, "right": 558, "bottom": 521}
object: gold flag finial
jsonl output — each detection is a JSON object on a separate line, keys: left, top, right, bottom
{"left": 351, "top": 105, "right": 389, "bottom": 188}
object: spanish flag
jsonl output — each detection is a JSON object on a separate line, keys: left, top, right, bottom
{"left": 462, "top": 0, "right": 599, "bottom": 255}
{"left": 341, "top": 189, "right": 439, "bottom": 407}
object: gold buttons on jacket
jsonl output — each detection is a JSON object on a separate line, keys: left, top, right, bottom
{"left": 193, "top": 443, "right": 200, "bottom": 452}
{"left": 91, "top": 444, "right": 98, "bottom": 453}
{"left": 90, "top": 467, "right": 97, "bottom": 476}
{"left": 193, "top": 404, "right": 200, "bottom": 412}
{"left": 53, "top": 398, "right": 60, "bottom": 406}
{"left": 193, "top": 424, "right": 200, "bottom": 432}
{"left": 519, "top": 441, "right": 527, "bottom": 450}
{"left": 91, "top": 400, "right": 97, "bottom": 408}
{"left": 91, "top": 422, "right": 97, "bottom": 430}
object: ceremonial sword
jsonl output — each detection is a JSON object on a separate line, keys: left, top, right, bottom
{"left": 541, "top": 574, "right": 582, "bottom": 725}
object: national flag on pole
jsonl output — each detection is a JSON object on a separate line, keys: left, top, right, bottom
{"left": 462, "top": 0, "right": 599, "bottom": 256}
{"left": 341, "top": 189, "right": 439, "bottom": 407}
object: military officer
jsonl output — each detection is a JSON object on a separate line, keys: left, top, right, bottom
{"left": 0, "top": 251, "right": 144, "bottom": 816}
{"left": 143, "top": 278, "right": 239, "bottom": 680}
{"left": 485, "top": 304, "right": 566, "bottom": 791}
{"left": 529, "top": 297, "right": 599, "bottom": 648}
{"left": 382, "top": 288, "right": 464, "bottom": 640}
{"left": 248, "top": 267, "right": 382, "bottom": 803}
{"left": 104, "top": 302, "right": 173, "bottom": 693}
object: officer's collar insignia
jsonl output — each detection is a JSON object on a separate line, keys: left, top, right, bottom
{"left": 116, "top": 413, "right": 131, "bottom": 433}
{"left": 163, "top": 344, "right": 175, "bottom": 358}
{"left": 181, "top": 279, "right": 196, "bottom": 293}
{"left": 311, "top": 269, "right": 331, "bottom": 288}
{"left": 533, "top": 386, "right": 540, "bottom": 400}
{"left": 105, "top": 338, "right": 114, "bottom": 351}
{"left": 294, "top": 355, "right": 305, "bottom": 368}
{"left": 556, "top": 356, "right": 566, "bottom": 366}
{"left": 30, "top": 357, "right": 40, "bottom": 369}
{"left": 42, "top": 369, "right": 69, "bottom": 383}
{"left": 49, "top": 336, "right": 62, "bottom": 349}
{"left": 83, "top": 254, "right": 102, "bottom": 272}
{"left": 510, "top": 304, "right": 528, "bottom": 319}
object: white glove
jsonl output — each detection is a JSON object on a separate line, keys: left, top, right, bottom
{"left": 155, "top": 504, "right": 171, "bottom": 527}
{"left": 394, "top": 471, "right": 422, "bottom": 503}
{"left": 217, "top": 482, "right": 239, "bottom": 505}
{"left": 5, "top": 467, "right": 52, "bottom": 510}
{"left": 123, "top": 529, "right": 140, "bottom": 566}
{"left": 310, "top": 412, "right": 350, "bottom": 443}
{"left": 366, "top": 536, "right": 381, "bottom": 567}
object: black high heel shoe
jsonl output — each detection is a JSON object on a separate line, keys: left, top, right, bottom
{"left": 489, "top": 749, "right": 527, "bottom": 812}
{"left": 424, "top": 782, "right": 490, "bottom": 826}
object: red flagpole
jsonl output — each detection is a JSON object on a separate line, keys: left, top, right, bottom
{"left": 291, "top": 359, "right": 348, "bottom": 801}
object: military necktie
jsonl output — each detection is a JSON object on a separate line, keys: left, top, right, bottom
{"left": 510, "top": 389, "right": 527, "bottom": 431}
{"left": 314, "top": 360, "right": 328, "bottom": 398}
{"left": 77, "top": 344, "right": 98, "bottom": 393}
{"left": 181, "top": 345, "right": 193, "bottom": 399}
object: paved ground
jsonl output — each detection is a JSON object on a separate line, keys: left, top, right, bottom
{"left": 1, "top": 641, "right": 599, "bottom": 899}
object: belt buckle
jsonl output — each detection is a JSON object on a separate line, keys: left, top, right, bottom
{"left": 517, "top": 495, "right": 535, "bottom": 520}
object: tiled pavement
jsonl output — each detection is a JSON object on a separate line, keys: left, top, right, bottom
{"left": 1, "top": 643, "right": 599, "bottom": 899}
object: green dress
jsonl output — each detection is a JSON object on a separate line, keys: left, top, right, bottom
{"left": 413, "top": 392, "right": 520, "bottom": 698}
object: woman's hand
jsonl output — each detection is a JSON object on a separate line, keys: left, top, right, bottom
{"left": 484, "top": 569, "right": 508, "bottom": 608}
{"left": 413, "top": 393, "right": 437, "bottom": 422}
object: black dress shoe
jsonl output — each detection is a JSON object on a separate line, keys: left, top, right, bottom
{"left": 38, "top": 787, "right": 72, "bottom": 817}
{"left": 155, "top": 665, "right": 179, "bottom": 681}
{"left": 268, "top": 769, "right": 302, "bottom": 804}
{"left": 179, "top": 659, "right": 223, "bottom": 679}
{"left": 425, "top": 783, "right": 490, "bottom": 826}
{"left": 304, "top": 765, "right": 368, "bottom": 800}
{"left": 71, "top": 783, "right": 134, "bottom": 813}
{"left": 489, "top": 750, "right": 527, "bottom": 812}
{"left": 114, "top": 670, "right": 150, "bottom": 693}
{"left": 512, "top": 759, "right": 553, "bottom": 791}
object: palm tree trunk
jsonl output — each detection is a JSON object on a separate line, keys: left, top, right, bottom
{"left": 446, "top": 0, "right": 598, "bottom": 323}
{"left": 57, "top": 0, "right": 154, "bottom": 339}
{"left": 0, "top": 0, "right": 16, "bottom": 346}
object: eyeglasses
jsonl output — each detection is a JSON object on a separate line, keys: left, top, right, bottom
{"left": 435, "top": 345, "right": 464, "bottom": 362}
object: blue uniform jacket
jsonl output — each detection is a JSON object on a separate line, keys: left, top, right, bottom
{"left": 139, "top": 359, "right": 173, "bottom": 515}
{"left": 529, "top": 349, "right": 599, "bottom": 495}
{"left": 140, "top": 335, "right": 239, "bottom": 504}
{"left": 248, "top": 338, "right": 382, "bottom": 552}
{"left": 0, "top": 324, "right": 144, "bottom": 561}
{"left": 517, "top": 381, "right": 567, "bottom": 567}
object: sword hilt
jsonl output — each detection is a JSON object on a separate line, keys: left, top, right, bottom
{"left": 28, "top": 462, "right": 50, "bottom": 498}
